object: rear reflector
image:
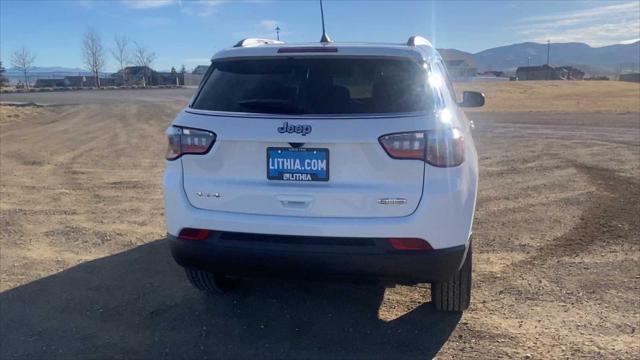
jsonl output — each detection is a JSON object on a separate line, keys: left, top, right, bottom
{"left": 277, "top": 47, "right": 338, "bottom": 53}
{"left": 178, "top": 228, "right": 210, "bottom": 241}
{"left": 389, "top": 238, "right": 433, "bottom": 251}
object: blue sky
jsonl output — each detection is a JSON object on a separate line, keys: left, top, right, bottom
{"left": 1, "top": 0, "right": 639, "bottom": 72}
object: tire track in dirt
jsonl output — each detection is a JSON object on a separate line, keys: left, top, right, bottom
{"left": 517, "top": 163, "right": 639, "bottom": 265}
{"left": 45, "top": 103, "right": 174, "bottom": 247}
{"left": 454, "top": 112, "right": 639, "bottom": 358}
{"left": 497, "top": 163, "right": 639, "bottom": 357}
{"left": 1, "top": 101, "right": 180, "bottom": 290}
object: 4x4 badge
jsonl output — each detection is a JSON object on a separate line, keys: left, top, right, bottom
{"left": 278, "top": 122, "right": 312, "bottom": 136}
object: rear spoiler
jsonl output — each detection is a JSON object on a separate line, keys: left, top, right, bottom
{"left": 231, "top": 35, "right": 433, "bottom": 49}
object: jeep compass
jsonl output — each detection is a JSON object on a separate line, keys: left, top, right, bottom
{"left": 163, "top": 36, "right": 484, "bottom": 312}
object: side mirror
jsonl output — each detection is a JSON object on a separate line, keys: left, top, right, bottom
{"left": 460, "top": 91, "right": 485, "bottom": 108}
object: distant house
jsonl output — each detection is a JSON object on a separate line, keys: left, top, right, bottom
{"left": 516, "top": 65, "right": 585, "bottom": 80}
{"left": 556, "top": 66, "right": 585, "bottom": 80}
{"left": 63, "top": 76, "right": 114, "bottom": 87}
{"left": 444, "top": 59, "right": 478, "bottom": 81}
{"left": 192, "top": 65, "right": 209, "bottom": 75}
{"left": 478, "top": 71, "right": 505, "bottom": 77}
{"left": 619, "top": 73, "right": 640, "bottom": 83}
{"left": 34, "top": 78, "right": 68, "bottom": 88}
{"left": 516, "top": 65, "right": 556, "bottom": 80}
{"left": 111, "top": 66, "right": 180, "bottom": 86}
{"left": 64, "top": 76, "right": 86, "bottom": 87}
{"left": 154, "top": 71, "right": 182, "bottom": 86}
{"left": 112, "top": 66, "right": 154, "bottom": 86}
{"left": 181, "top": 65, "right": 209, "bottom": 86}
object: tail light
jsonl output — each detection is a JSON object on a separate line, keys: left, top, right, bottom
{"left": 166, "top": 126, "right": 216, "bottom": 160}
{"left": 379, "top": 128, "right": 464, "bottom": 167}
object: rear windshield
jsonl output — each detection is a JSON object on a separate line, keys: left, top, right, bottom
{"left": 191, "top": 57, "right": 434, "bottom": 115}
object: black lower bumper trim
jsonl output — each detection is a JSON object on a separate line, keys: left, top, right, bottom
{"left": 168, "top": 233, "right": 467, "bottom": 284}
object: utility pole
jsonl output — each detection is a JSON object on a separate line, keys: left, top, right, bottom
{"left": 546, "top": 40, "right": 550, "bottom": 65}
{"left": 275, "top": 26, "right": 280, "bottom": 41}
{"left": 546, "top": 40, "right": 551, "bottom": 80}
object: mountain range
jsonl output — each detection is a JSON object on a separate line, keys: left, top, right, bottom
{"left": 5, "top": 66, "right": 87, "bottom": 74}
{"left": 439, "top": 41, "right": 640, "bottom": 76}
{"left": 5, "top": 41, "right": 639, "bottom": 77}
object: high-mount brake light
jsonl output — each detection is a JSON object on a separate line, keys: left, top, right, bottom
{"left": 166, "top": 126, "right": 216, "bottom": 160}
{"left": 379, "top": 128, "right": 464, "bottom": 167}
{"left": 277, "top": 47, "right": 338, "bottom": 53}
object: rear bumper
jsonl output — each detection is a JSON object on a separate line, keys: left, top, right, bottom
{"left": 163, "top": 159, "right": 477, "bottom": 250}
{"left": 168, "top": 232, "right": 467, "bottom": 283}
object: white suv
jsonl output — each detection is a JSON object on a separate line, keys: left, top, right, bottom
{"left": 164, "top": 36, "right": 484, "bottom": 312}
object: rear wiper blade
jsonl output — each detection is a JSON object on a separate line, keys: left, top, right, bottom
{"left": 238, "top": 99, "right": 305, "bottom": 115}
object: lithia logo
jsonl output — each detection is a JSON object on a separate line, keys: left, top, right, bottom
{"left": 277, "top": 122, "right": 312, "bottom": 136}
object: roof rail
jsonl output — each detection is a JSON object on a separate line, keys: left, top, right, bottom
{"left": 406, "top": 36, "right": 433, "bottom": 47}
{"left": 233, "top": 38, "right": 284, "bottom": 48}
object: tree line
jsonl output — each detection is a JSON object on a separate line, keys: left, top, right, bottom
{"left": 7, "top": 28, "right": 185, "bottom": 89}
{"left": 80, "top": 28, "right": 158, "bottom": 88}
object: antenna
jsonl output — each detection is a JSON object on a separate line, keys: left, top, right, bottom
{"left": 319, "top": 0, "right": 332, "bottom": 43}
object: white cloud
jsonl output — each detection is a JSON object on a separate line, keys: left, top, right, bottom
{"left": 249, "top": 19, "right": 292, "bottom": 39}
{"left": 258, "top": 19, "right": 280, "bottom": 31}
{"left": 121, "top": 0, "right": 175, "bottom": 10}
{"left": 519, "top": 2, "right": 638, "bottom": 24}
{"left": 119, "top": 0, "right": 226, "bottom": 17}
{"left": 184, "top": 58, "right": 211, "bottom": 63}
{"left": 178, "top": 0, "right": 228, "bottom": 17}
{"left": 620, "top": 38, "right": 640, "bottom": 44}
{"left": 76, "top": 0, "right": 95, "bottom": 9}
{"left": 119, "top": 0, "right": 266, "bottom": 17}
{"left": 137, "top": 17, "right": 171, "bottom": 27}
{"left": 514, "top": 1, "right": 640, "bottom": 46}
{"left": 229, "top": 19, "right": 288, "bottom": 41}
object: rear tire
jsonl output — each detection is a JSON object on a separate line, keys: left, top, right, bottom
{"left": 184, "top": 267, "right": 237, "bottom": 294}
{"left": 431, "top": 241, "right": 472, "bottom": 312}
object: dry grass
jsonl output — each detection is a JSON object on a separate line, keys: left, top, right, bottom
{"left": 0, "top": 104, "right": 46, "bottom": 125}
{"left": 456, "top": 80, "right": 640, "bottom": 113}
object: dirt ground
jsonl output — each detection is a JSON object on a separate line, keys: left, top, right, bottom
{"left": 0, "top": 103, "right": 46, "bottom": 125}
{"left": 1, "top": 84, "right": 639, "bottom": 359}
{"left": 457, "top": 80, "right": 640, "bottom": 113}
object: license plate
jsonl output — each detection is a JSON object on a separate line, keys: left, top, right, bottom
{"left": 267, "top": 147, "right": 329, "bottom": 181}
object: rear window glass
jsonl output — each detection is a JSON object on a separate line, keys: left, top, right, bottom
{"left": 191, "top": 57, "right": 434, "bottom": 115}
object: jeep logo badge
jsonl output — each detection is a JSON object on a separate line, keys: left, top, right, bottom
{"left": 277, "top": 122, "right": 312, "bottom": 136}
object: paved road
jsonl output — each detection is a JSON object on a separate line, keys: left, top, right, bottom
{"left": 1, "top": 88, "right": 196, "bottom": 105}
